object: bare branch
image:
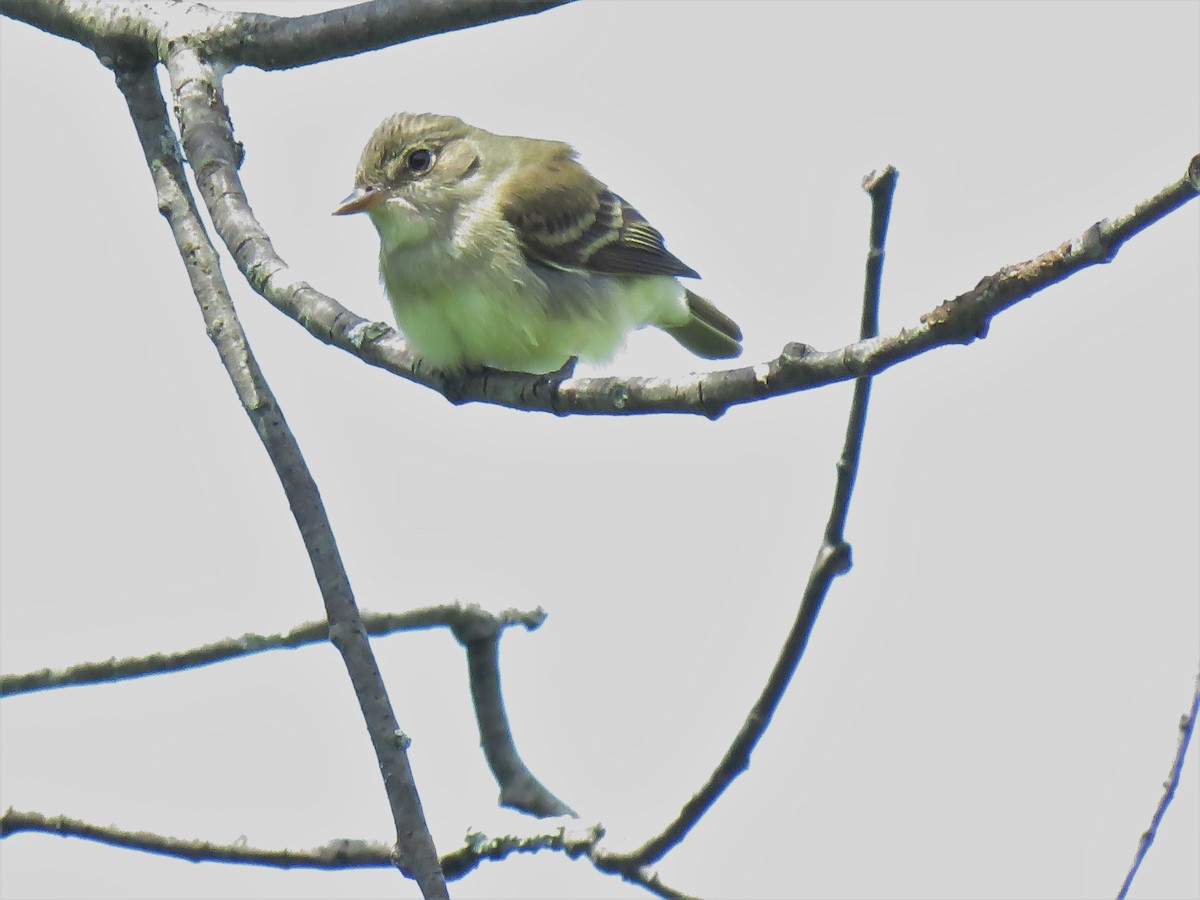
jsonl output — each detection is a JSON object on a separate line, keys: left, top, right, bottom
{"left": 2, "top": 599, "right": 571, "bottom": 819}
{"left": 2, "top": 810, "right": 705, "bottom": 897}
{"left": 112, "top": 63, "right": 446, "bottom": 897}
{"left": 0, "top": 0, "right": 167, "bottom": 67}
{"left": 0, "top": 810, "right": 612, "bottom": 884}
{"left": 447, "top": 610, "right": 576, "bottom": 817}
{"left": 1118, "top": 669, "right": 1200, "bottom": 899}
{"left": 0, "top": 808, "right": 395, "bottom": 868}
{"left": 0, "top": 0, "right": 572, "bottom": 71}
{"left": 439, "top": 825, "right": 605, "bottom": 882}
{"left": 228, "top": 0, "right": 574, "bottom": 70}
{"left": 0, "top": 603, "right": 545, "bottom": 695}
{"left": 0, "top": 624, "right": 331, "bottom": 696}
{"left": 595, "top": 167, "right": 899, "bottom": 872}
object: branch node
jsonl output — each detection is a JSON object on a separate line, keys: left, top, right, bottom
{"left": 782, "top": 341, "right": 815, "bottom": 361}
{"left": 827, "top": 540, "right": 853, "bottom": 576}
{"left": 347, "top": 319, "right": 392, "bottom": 349}
{"left": 1076, "top": 221, "right": 1116, "bottom": 264}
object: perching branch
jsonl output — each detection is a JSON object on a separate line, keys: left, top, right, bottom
{"left": 3, "top": 3, "right": 1196, "bottom": 419}
{"left": 111, "top": 63, "right": 446, "bottom": 898}
{"left": 158, "top": 50, "right": 1200, "bottom": 416}
{"left": 2, "top": 810, "right": 701, "bottom": 899}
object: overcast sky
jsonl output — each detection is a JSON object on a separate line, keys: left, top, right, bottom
{"left": 2, "top": 2, "right": 1198, "bottom": 898}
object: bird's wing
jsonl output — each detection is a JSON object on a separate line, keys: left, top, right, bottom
{"left": 499, "top": 147, "right": 699, "bottom": 279}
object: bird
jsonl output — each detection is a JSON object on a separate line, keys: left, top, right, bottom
{"left": 334, "top": 112, "right": 742, "bottom": 375}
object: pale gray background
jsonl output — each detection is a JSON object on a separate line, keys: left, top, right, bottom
{"left": 1, "top": 2, "right": 1197, "bottom": 898}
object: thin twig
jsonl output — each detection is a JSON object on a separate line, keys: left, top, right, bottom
{"left": 439, "top": 825, "right": 605, "bottom": 883}
{"left": 111, "top": 63, "right": 446, "bottom": 898}
{"left": 2, "top": 810, "right": 704, "bottom": 897}
{"left": 1, "top": 603, "right": 544, "bottom": 696}
{"left": 0, "top": 809, "right": 603, "bottom": 882}
{"left": 0, "top": 808, "right": 395, "bottom": 868}
{"left": 1117, "top": 669, "right": 1200, "bottom": 899}
{"left": 596, "top": 167, "right": 899, "bottom": 876}
{"left": 452, "top": 616, "right": 577, "bottom": 818}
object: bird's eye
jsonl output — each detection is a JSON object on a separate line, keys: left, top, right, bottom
{"left": 405, "top": 148, "right": 434, "bottom": 174}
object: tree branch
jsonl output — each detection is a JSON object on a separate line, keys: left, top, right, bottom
{"left": 0, "top": 809, "right": 600, "bottom": 882}
{"left": 0, "top": 808, "right": 395, "bottom": 868}
{"left": 595, "top": 167, "right": 898, "bottom": 877}
{"left": 1118, "top": 669, "right": 1200, "bottom": 899}
{"left": 227, "top": 0, "right": 574, "bottom": 70}
{"left": 448, "top": 609, "right": 577, "bottom": 818}
{"left": 2, "top": 811, "right": 701, "bottom": 898}
{"left": 0, "top": 0, "right": 165, "bottom": 67}
{"left": 2, "top": 600, "right": 571, "bottom": 817}
{"left": 111, "top": 63, "right": 446, "bottom": 897}
{"left": 0, "top": 0, "right": 573, "bottom": 71}
{"left": 0, "top": 603, "right": 543, "bottom": 695}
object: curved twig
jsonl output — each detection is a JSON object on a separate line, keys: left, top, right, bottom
{"left": 596, "top": 167, "right": 898, "bottom": 876}
{"left": 449, "top": 611, "right": 576, "bottom": 817}
{"left": 1118, "top": 670, "right": 1200, "bottom": 899}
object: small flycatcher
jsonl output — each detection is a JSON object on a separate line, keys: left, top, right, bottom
{"left": 335, "top": 112, "right": 742, "bottom": 375}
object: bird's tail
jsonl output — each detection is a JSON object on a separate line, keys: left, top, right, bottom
{"left": 660, "top": 289, "right": 743, "bottom": 360}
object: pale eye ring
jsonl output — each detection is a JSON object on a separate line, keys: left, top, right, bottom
{"left": 405, "top": 148, "right": 434, "bottom": 174}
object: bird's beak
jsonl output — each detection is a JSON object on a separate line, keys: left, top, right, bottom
{"left": 333, "top": 186, "right": 384, "bottom": 216}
